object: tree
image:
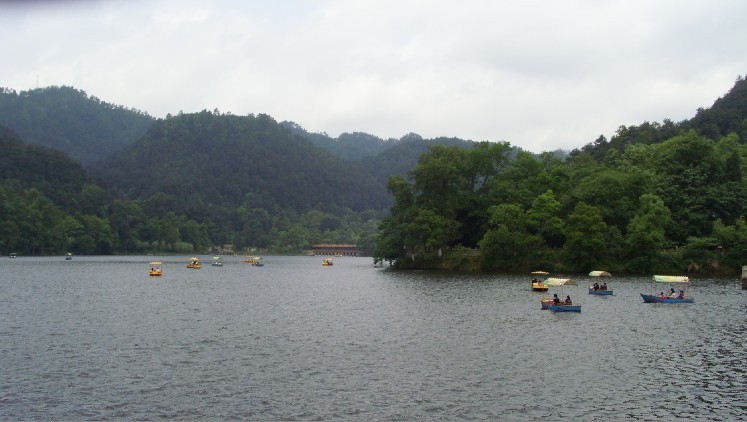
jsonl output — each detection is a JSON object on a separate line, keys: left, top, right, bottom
{"left": 526, "top": 190, "right": 565, "bottom": 248}
{"left": 564, "top": 202, "right": 608, "bottom": 272}
{"left": 479, "top": 204, "right": 542, "bottom": 271}
{"left": 624, "top": 194, "right": 671, "bottom": 272}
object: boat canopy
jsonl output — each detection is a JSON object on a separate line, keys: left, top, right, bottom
{"left": 653, "top": 275, "right": 689, "bottom": 283}
{"left": 531, "top": 271, "right": 550, "bottom": 275}
{"left": 190, "top": 257, "right": 200, "bottom": 261}
{"left": 149, "top": 261, "right": 162, "bottom": 265}
{"left": 545, "top": 277, "right": 577, "bottom": 286}
{"left": 589, "top": 271, "right": 611, "bottom": 277}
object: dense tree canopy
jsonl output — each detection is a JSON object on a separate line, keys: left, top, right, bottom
{"left": 375, "top": 109, "right": 747, "bottom": 274}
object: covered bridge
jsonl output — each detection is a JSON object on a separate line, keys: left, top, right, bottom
{"left": 311, "top": 244, "right": 360, "bottom": 256}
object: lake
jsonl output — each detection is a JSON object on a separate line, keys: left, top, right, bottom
{"left": 1, "top": 255, "right": 744, "bottom": 420}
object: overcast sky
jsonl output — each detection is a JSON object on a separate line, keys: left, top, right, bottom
{"left": 2, "top": 0, "right": 746, "bottom": 152}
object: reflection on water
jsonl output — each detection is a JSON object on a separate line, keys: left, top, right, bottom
{"left": 0, "top": 256, "right": 745, "bottom": 420}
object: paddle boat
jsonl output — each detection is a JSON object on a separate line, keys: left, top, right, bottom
{"left": 65, "top": 253, "right": 72, "bottom": 260}
{"left": 149, "top": 261, "right": 163, "bottom": 277}
{"left": 640, "top": 275, "right": 694, "bottom": 303}
{"left": 244, "top": 256, "right": 260, "bottom": 264}
{"left": 322, "top": 258, "right": 334, "bottom": 266}
{"left": 186, "top": 257, "right": 202, "bottom": 269}
{"left": 530, "top": 271, "right": 550, "bottom": 291}
{"left": 251, "top": 257, "right": 264, "bottom": 267}
{"left": 541, "top": 278, "right": 581, "bottom": 312}
{"left": 211, "top": 256, "right": 223, "bottom": 267}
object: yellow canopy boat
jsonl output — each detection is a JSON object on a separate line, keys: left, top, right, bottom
{"left": 149, "top": 261, "right": 162, "bottom": 277}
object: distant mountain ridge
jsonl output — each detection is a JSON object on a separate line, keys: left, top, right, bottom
{"left": 92, "top": 111, "right": 392, "bottom": 213}
{"left": 0, "top": 86, "right": 154, "bottom": 166}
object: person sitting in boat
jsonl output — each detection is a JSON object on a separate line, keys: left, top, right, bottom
{"left": 592, "top": 282, "right": 599, "bottom": 291}
{"left": 564, "top": 295, "right": 572, "bottom": 305}
{"left": 669, "top": 288, "right": 677, "bottom": 298}
{"left": 553, "top": 294, "right": 560, "bottom": 304}
{"left": 532, "top": 277, "right": 538, "bottom": 284}
{"left": 601, "top": 282, "right": 607, "bottom": 290}
{"left": 660, "top": 292, "right": 666, "bottom": 299}
{"left": 678, "top": 290, "right": 685, "bottom": 299}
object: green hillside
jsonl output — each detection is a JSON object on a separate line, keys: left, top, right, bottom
{"left": 0, "top": 86, "right": 154, "bottom": 165}
{"left": 92, "top": 111, "right": 391, "bottom": 213}
{"left": 376, "top": 75, "right": 747, "bottom": 274}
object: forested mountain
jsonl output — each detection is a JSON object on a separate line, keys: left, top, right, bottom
{"left": 376, "top": 75, "right": 747, "bottom": 275}
{"left": 3, "top": 76, "right": 747, "bottom": 274}
{"left": 0, "top": 125, "right": 91, "bottom": 211}
{"left": 0, "top": 125, "right": 116, "bottom": 255}
{"left": 282, "top": 122, "right": 391, "bottom": 161}
{"left": 0, "top": 86, "right": 154, "bottom": 165}
{"left": 285, "top": 123, "right": 481, "bottom": 185}
{"left": 92, "top": 111, "right": 390, "bottom": 213}
{"left": 571, "top": 76, "right": 747, "bottom": 161}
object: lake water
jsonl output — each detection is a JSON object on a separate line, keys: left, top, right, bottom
{"left": 1, "top": 255, "right": 745, "bottom": 421}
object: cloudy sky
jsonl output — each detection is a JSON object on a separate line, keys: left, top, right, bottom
{"left": 2, "top": 0, "right": 746, "bottom": 152}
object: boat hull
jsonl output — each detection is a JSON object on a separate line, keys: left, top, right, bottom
{"left": 532, "top": 283, "right": 549, "bottom": 292}
{"left": 588, "top": 289, "right": 613, "bottom": 295}
{"left": 640, "top": 293, "right": 694, "bottom": 304}
{"left": 549, "top": 304, "right": 581, "bottom": 312}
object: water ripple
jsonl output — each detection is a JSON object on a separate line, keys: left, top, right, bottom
{"left": 0, "top": 257, "right": 744, "bottom": 420}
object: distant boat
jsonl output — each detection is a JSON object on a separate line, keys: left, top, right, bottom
{"left": 149, "top": 261, "right": 163, "bottom": 277}
{"left": 186, "top": 257, "right": 202, "bottom": 269}
{"left": 211, "top": 256, "right": 223, "bottom": 267}
{"left": 530, "top": 271, "right": 550, "bottom": 291}
{"left": 322, "top": 258, "right": 333, "bottom": 266}
{"left": 9, "top": 252, "right": 16, "bottom": 259}
{"left": 65, "top": 253, "right": 72, "bottom": 261}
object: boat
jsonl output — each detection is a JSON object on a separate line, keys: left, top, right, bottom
{"left": 588, "top": 279, "right": 613, "bottom": 295}
{"left": 244, "top": 256, "right": 260, "bottom": 264}
{"left": 251, "top": 257, "right": 264, "bottom": 267}
{"left": 65, "top": 253, "right": 72, "bottom": 260}
{"left": 9, "top": 252, "right": 16, "bottom": 259}
{"left": 322, "top": 258, "right": 333, "bottom": 266}
{"left": 211, "top": 256, "right": 223, "bottom": 267}
{"left": 149, "top": 261, "right": 163, "bottom": 277}
{"left": 588, "top": 270, "right": 611, "bottom": 277}
{"left": 641, "top": 275, "right": 694, "bottom": 303}
{"left": 186, "top": 257, "right": 202, "bottom": 269}
{"left": 530, "top": 271, "right": 550, "bottom": 291}
{"left": 541, "top": 278, "right": 581, "bottom": 312}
